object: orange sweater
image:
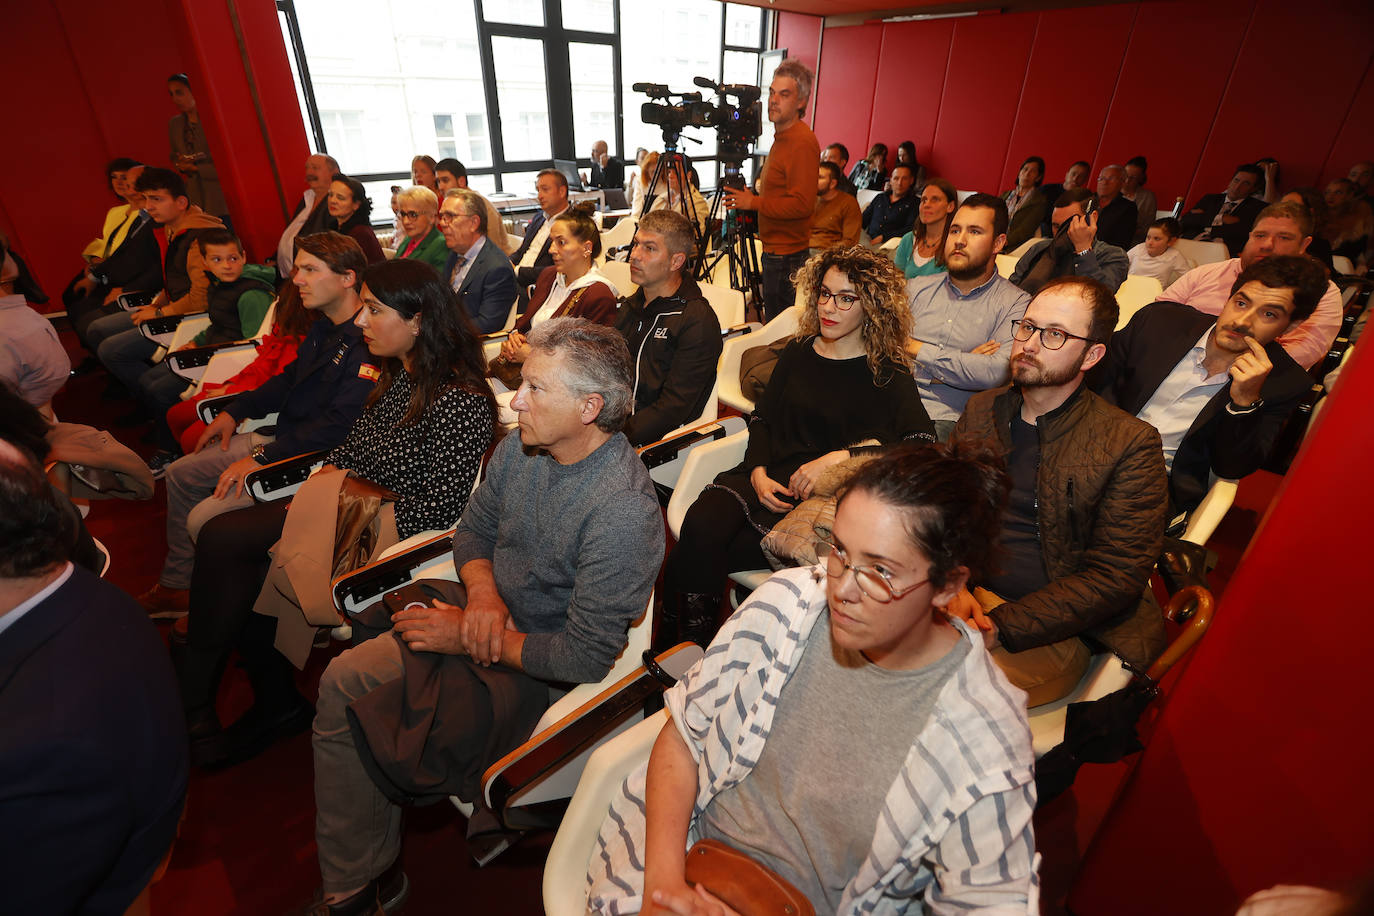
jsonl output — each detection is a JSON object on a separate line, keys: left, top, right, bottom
{"left": 758, "top": 119, "right": 821, "bottom": 255}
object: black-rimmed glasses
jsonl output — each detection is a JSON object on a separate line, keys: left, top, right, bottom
{"left": 817, "top": 288, "right": 860, "bottom": 310}
{"left": 1010, "top": 319, "right": 1097, "bottom": 350}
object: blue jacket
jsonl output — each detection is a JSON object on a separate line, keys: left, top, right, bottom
{"left": 444, "top": 238, "right": 518, "bottom": 334}
{"left": 225, "top": 311, "right": 375, "bottom": 462}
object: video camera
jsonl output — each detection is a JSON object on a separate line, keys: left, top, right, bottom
{"left": 634, "top": 77, "right": 762, "bottom": 167}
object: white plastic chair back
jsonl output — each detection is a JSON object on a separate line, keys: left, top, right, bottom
{"left": 665, "top": 429, "right": 749, "bottom": 540}
{"left": 1174, "top": 238, "right": 1229, "bottom": 267}
{"left": 165, "top": 314, "right": 211, "bottom": 350}
{"left": 600, "top": 215, "right": 637, "bottom": 253}
{"left": 1028, "top": 654, "right": 1132, "bottom": 756}
{"left": 1332, "top": 255, "right": 1354, "bottom": 276}
{"left": 697, "top": 281, "right": 745, "bottom": 328}
{"left": 601, "top": 259, "right": 634, "bottom": 296}
{"left": 1115, "top": 275, "right": 1164, "bottom": 329}
{"left": 996, "top": 254, "right": 1018, "bottom": 279}
{"left": 1007, "top": 237, "right": 1042, "bottom": 260}
{"left": 716, "top": 304, "right": 803, "bottom": 414}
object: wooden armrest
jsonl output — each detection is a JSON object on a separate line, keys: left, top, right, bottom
{"left": 197, "top": 393, "right": 238, "bottom": 424}
{"left": 167, "top": 340, "right": 257, "bottom": 371}
{"left": 637, "top": 417, "right": 743, "bottom": 470}
{"left": 332, "top": 530, "right": 455, "bottom": 614}
{"left": 243, "top": 449, "right": 330, "bottom": 503}
{"left": 483, "top": 643, "right": 704, "bottom": 827}
{"left": 117, "top": 290, "right": 157, "bottom": 310}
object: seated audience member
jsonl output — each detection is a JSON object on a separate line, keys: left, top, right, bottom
{"left": 179, "top": 258, "right": 497, "bottom": 768}
{"left": 1127, "top": 217, "right": 1192, "bottom": 287}
{"left": 0, "top": 235, "right": 69, "bottom": 415}
{"left": 661, "top": 246, "right": 933, "bottom": 648}
{"left": 410, "top": 155, "right": 438, "bottom": 197}
{"left": 1122, "top": 155, "right": 1158, "bottom": 245}
{"left": 616, "top": 210, "right": 723, "bottom": 445}
{"left": 1162, "top": 201, "right": 1344, "bottom": 369}
{"left": 1038, "top": 159, "right": 1091, "bottom": 236}
{"left": 1347, "top": 160, "right": 1374, "bottom": 206}
{"left": 434, "top": 158, "right": 511, "bottom": 254}
{"left": 0, "top": 440, "right": 188, "bottom": 915}
{"left": 894, "top": 177, "right": 957, "bottom": 280}
{"left": 907, "top": 194, "right": 1029, "bottom": 441}
{"left": 637, "top": 152, "right": 710, "bottom": 234}
{"left": 588, "top": 442, "right": 1036, "bottom": 915}
{"left": 821, "top": 142, "right": 858, "bottom": 195}
{"left": 861, "top": 161, "right": 918, "bottom": 246}
{"left": 810, "top": 161, "right": 862, "bottom": 252}
{"left": 164, "top": 281, "right": 313, "bottom": 456}
{"left": 1093, "top": 255, "right": 1325, "bottom": 520}
{"left": 391, "top": 186, "right": 448, "bottom": 274}
{"left": 951, "top": 276, "right": 1167, "bottom": 705}
{"left": 586, "top": 140, "right": 625, "bottom": 190}
{"left": 304, "top": 318, "right": 662, "bottom": 913}
{"left": 138, "top": 232, "right": 374, "bottom": 619}
{"left": 1011, "top": 188, "right": 1129, "bottom": 294}
{"left": 69, "top": 164, "right": 163, "bottom": 356}
{"left": 895, "top": 140, "right": 927, "bottom": 187}
{"left": 1282, "top": 187, "right": 1334, "bottom": 270}
{"left": 276, "top": 153, "right": 339, "bottom": 278}
{"left": 1178, "top": 163, "right": 1267, "bottom": 256}
{"left": 1093, "top": 164, "right": 1139, "bottom": 251}
{"left": 326, "top": 175, "right": 386, "bottom": 265}
{"left": 88, "top": 167, "right": 224, "bottom": 399}
{"left": 511, "top": 168, "right": 572, "bottom": 290}
{"left": 63, "top": 158, "right": 144, "bottom": 309}
{"left": 439, "top": 188, "right": 519, "bottom": 334}
{"left": 1322, "top": 177, "right": 1372, "bottom": 265}
{"left": 1003, "top": 155, "right": 1048, "bottom": 252}
{"left": 140, "top": 229, "right": 276, "bottom": 467}
{"left": 492, "top": 207, "right": 620, "bottom": 379}
{"left": 848, "top": 142, "right": 888, "bottom": 192}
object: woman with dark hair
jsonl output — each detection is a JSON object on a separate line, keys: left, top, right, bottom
{"left": 179, "top": 258, "right": 497, "bottom": 767}
{"left": 1322, "top": 178, "right": 1372, "bottom": 266}
{"left": 167, "top": 73, "right": 228, "bottom": 220}
{"left": 896, "top": 140, "right": 927, "bottom": 188}
{"left": 660, "top": 245, "right": 933, "bottom": 649}
{"left": 327, "top": 174, "right": 386, "bottom": 264}
{"left": 589, "top": 440, "right": 1038, "bottom": 915}
{"left": 63, "top": 157, "right": 151, "bottom": 315}
{"left": 492, "top": 206, "right": 620, "bottom": 378}
{"left": 848, "top": 143, "right": 888, "bottom": 192}
{"left": 894, "top": 177, "right": 958, "bottom": 280}
{"left": 1003, "top": 156, "right": 1048, "bottom": 251}
{"left": 1122, "top": 155, "right": 1157, "bottom": 245}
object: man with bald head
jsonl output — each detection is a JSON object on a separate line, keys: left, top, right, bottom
{"left": 276, "top": 152, "right": 340, "bottom": 277}
{"left": 586, "top": 140, "right": 624, "bottom": 190}
{"left": 1093, "top": 164, "right": 1138, "bottom": 251}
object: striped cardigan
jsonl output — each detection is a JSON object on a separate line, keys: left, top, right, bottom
{"left": 587, "top": 567, "right": 1040, "bottom": 914}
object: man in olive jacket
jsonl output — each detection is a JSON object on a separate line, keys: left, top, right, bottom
{"left": 952, "top": 276, "right": 1168, "bottom": 706}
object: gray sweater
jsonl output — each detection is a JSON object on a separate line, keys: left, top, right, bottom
{"left": 451, "top": 431, "right": 663, "bottom": 684}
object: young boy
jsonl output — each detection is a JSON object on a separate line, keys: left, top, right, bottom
{"left": 1128, "top": 217, "right": 1192, "bottom": 287}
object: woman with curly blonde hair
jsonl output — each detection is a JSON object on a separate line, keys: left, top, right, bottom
{"left": 659, "top": 245, "right": 934, "bottom": 649}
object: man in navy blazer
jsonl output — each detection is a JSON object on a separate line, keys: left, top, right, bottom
{"left": 440, "top": 187, "right": 518, "bottom": 334}
{"left": 1178, "top": 164, "right": 1267, "bottom": 256}
{"left": 1091, "top": 255, "right": 1326, "bottom": 520}
{"left": 0, "top": 440, "right": 187, "bottom": 913}
{"left": 509, "top": 168, "right": 571, "bottom": 290}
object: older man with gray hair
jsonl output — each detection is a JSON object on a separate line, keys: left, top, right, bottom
{"left": 304, "top": 317, "right": 664, "bottom": 915}
{"left": 439, "top": 187, "right": 518, "bottom": 333}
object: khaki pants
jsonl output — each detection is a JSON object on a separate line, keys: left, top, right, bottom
{"left": 991, "top": 636, "right": 1092, "bottom": 707}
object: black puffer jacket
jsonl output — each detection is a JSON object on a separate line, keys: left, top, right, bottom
{"left": 615, "top": 276, "right": 722, "bottom": 446}
{"left": 955, "top": 383, "right": 1169, "bottom": 671}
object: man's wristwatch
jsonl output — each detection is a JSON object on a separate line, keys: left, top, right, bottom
{"left": 251, "top": 444, "right": 269, "bottom": 465}
{"left": 1227, "top": 398, "right": 1264, "bottom": 415}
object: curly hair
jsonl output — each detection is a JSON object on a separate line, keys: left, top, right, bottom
{"left": 792, "top": 245, "right": 913, "bottom": 382}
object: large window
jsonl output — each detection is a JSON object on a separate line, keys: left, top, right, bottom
{"left": 278, "top": 0, "right": 770, "bottom": 213}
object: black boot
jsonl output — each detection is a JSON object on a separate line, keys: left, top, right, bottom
{"left": 656, "top": 591, "right": 722, "bottom": 652}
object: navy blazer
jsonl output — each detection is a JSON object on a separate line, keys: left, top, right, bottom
{"left": 0, "top": 567, "right": 187, "bottom": 913}
{"left": 1090, "top": 300, "right": 1310, "bottom": 515}
{"left": 508, "top": 211, "right": 557, "bottom": 290}
{"left": 1178, "top": 193, "right": 1266, "bottom": 256}
{"left": 444, "top": 238, "right": 519, "bottom": 334}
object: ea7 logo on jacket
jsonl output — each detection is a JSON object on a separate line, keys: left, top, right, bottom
{"left": 653, "top": 327, "right": 670, "bottom": 339}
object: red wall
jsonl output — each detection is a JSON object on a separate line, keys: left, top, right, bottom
{"left": 775, "top": 11, "right": 823, "bottom": 81}
{"left": 1067, "top": 339, "right": 1374, "bottom": 913}
{"left": 813, "top": 0, "right": 1374, "bottom": 207}
{"left": 0, "top": 0, "right": 309, "bottom": 311}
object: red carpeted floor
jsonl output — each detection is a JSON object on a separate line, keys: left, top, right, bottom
{"left": 51, "top": 324, "right": 1273, "bottom": 916}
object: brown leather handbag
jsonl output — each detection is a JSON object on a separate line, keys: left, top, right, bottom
{"left": 332, "top": 474, "right": 399, "bottom": 578}
{"left": 683, "top": 839, "right": 815, "bottom": 916}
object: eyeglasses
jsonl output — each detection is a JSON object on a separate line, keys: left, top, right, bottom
{"left": 817, "top": 288, "right": 860, "bottom": 310}
{"left": 815, "top": 538, "right": 929, "bottom": 603}
{"left": 1010, "top": 319, "right": 1097, "bottom": 351}
{"left": 436, "top": 211, "right": 470, "bottom": 224}
{"left": 396, "top": 210, "right": 424, "bottom": 221}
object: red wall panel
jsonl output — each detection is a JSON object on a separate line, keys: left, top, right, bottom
{"left": 812, "top": 24, "right": 884, "bottom": 177}
{"left": 775, "top": 11, "right": 823, "bottom": 83}
{"left": 928, "top": 12, "right": 1036, "bottom": 193}
{"left": 868, "top": 20, "right": 955, "bottom": 175}
{"left": 1095, "top": 0, "right": 1251, "bottom": 210}
{"left": 1069, "top": 337, "right": 1374, "bottom": 914}
{"left": 1003, "top": 5, "right": 1134, "bottom": 193}
{"left": 1321, "top": 60, "right": 1374, "bottom": 186}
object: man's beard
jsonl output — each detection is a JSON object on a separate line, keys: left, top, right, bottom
{"left": 1011, "top": 346, "right": 1089, "bottom": 388}
{"left": 946, "top": 251, "right": 991, "bottom": 282}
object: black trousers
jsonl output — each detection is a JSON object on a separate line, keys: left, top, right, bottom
{"left": 180, "top": 500, "right": 295, "bottom": 716}
{"left": 760, "top": 249, "right": 809, "bottom": 323}
{"left": 663, "top": 476, "right": 777, "bottom": 595}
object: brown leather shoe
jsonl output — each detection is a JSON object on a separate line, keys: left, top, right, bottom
{"left": 139, "top": 583, "right": 189, "bottom": 620}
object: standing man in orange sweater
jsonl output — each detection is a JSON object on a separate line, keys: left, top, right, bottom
{"left": 722, "top": 58, "right": 820, "bottom": 321}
